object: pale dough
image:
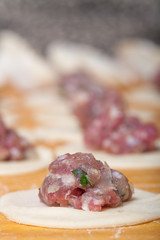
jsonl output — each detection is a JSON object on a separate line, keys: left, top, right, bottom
{"left": 0, "top": 31, "right": 54, "bottom": 89}
{"left": 0, "top": 147, "right": 53, "bottom": 175}
{"left": 0, "top": 188, "right": 159, "bottom": 229}
{"left": 55, "top": 143, "right": 160, "bottom": 169}
{"left": 47, "top": 41, "right": 140, "bottom": 88}
{"left": 16, "top": 127, "right": 83, "bottom": 145}
{"left": 115, "top": 39, "right": 160, "bottom": 81}
{"left": 124, "top": 85, "right": 160, "bottom": 108}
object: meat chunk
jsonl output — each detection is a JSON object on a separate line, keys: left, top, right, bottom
{"left": 73, "top": 88, "right": 124, "bottom": 128}
{"left": 39, "top": 152, "right": 133, "bottom": 211}
{"left": 60, "top": 73, "right": 124, "bottom": 128}
{"left": 60, "top": 73, "right": 94, "bottom": 96}
{"left": 85, "top": 114, "right": 159, "bottom": 154}
{"left": 0, "top": 118, "right": 32, "bottom": 161}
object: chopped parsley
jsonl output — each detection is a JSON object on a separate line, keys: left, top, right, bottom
{"left": 72, "top": 168, "right": 93, "bottom": 188}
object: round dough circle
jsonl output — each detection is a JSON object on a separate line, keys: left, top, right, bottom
{"left": 0, "top": 189, "right": 159, "bottom": 229}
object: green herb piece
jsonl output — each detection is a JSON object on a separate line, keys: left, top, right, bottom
{"left": 72, "top": 168, "right": 93, "bottom": 188}
{"left": 85, "top": 175, "right": 93, "bottom": 187}
{"left": 80, "top": 174, "right": 88, "bottom": 187}
{"left": 71, "top": 169, "right": 80, "bottom": 177}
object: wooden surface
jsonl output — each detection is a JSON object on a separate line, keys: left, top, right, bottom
{"left": 0, "top": 85, "right": 160, "bottom": 240}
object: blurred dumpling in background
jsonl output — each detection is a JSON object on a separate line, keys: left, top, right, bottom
{"left": 47, "top": 41, "right": 141, "bottom": 90}
{"left": 0, "top": 31, "right": 55, "bottom": 89}
{"left": 115, "top": 39, "right": 160, "bottom": 87}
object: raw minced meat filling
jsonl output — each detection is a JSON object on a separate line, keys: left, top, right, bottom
{"left": 0, "top": 117, "right": 32, "bottom": 161}
{"left": 60, "top": 73, "right": 159, "bottom": 154}
{"left": 39, "top": 152, "right": 133, "bottom": 211}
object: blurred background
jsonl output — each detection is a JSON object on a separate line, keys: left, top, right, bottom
{"left": 0, "top": 0, "right": 160, "bottom": 53}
